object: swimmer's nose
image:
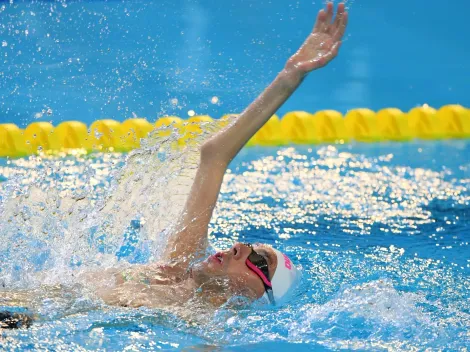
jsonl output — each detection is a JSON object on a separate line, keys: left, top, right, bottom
{"left": 231, "top": 242, "right": 251, "bottom": 261}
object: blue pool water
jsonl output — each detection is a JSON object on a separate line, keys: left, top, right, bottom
{"left": 1, "top": 0, "right": 470, "bottom": 350}
{"left": 0, "top": 138, "right": 469, "bottom": 351}
{"left": 1, "top": 0, "right": 469, "bottom": 126}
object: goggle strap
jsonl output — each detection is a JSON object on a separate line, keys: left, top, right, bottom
{"left": 246, "top": 259, "right": 272, "bottom": 288}
{"left": 266, "top": 288, "right": 276, "bottom": 305}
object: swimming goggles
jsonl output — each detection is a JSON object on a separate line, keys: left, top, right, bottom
{"left": 244, "top": 243, "right": 275, "bottom": 305}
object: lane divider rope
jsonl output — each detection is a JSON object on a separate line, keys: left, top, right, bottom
{"left": 0, "top": 105, "right": 469, "bottom": 158}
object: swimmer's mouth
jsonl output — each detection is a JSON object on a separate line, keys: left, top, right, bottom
{"left": 212, "top": 252, "right": 223, "bottom": 264}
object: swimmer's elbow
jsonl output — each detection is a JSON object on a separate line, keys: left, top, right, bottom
{"left": 200, "top": 140, "right": 230, "bottom": 168}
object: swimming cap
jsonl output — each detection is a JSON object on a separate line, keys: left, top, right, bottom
{"left": 262, "top": 248, "right": 300, "bottom": 304}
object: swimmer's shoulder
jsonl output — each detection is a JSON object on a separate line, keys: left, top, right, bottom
{"left": 119, "top": 261, "right": 189, "bottom": 285}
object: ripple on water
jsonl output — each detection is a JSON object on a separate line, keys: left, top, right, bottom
{"left": 0, "top": 141, "right": 469, "bottom": 350}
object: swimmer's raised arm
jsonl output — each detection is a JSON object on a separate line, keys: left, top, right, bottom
{"left": 163, "top": 2, "right": 348, "bottom": 266}
{"left": 204, "top": 2, "right": 347, "bottom": 163}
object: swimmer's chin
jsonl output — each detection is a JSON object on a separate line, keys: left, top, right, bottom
{"left": 190, "top": 256, "right": 219, "bottom": 275}
{"left": 188, "top": 260, "right": 210, "bottom": 283}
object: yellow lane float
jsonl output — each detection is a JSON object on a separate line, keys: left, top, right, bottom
{"left": 280, "top": 111, "right": 316, "bottom": 144}
{"left": 408, "top": 106, "right": 441, "bottom": 139}
{"left": 376, "top": 108, "right": 411, "bottom": 141}
{"left": 24, "top": 122, "right": 54, "bottom": 154}
{"left": 312, "top": 110, "right": 348, "bottom": 143}
{"left": 1, "top": 105, "right": 469, "bottom": 158}
{"left": 181, "top": 115, "right": 213, "bottom": 144}
{"left": 0, "top": 123, "right": 26, "bottom": 158}
{"left": 249, "top": 114, "right": 285, "bottom": 146}
{"left": 121, "top": 118, "right": 154, "bottom": 150}
{"left": 184, "top": 115, "right": 213, "bottom": 135}
{"left": 153, "top": 116, "right": 184, "bottom": 148}
{"left": 281, "top": 110, "right": 348, "bottom": 144}
{"left": 219, "top": 114, "right": 238, "bottom": 128}
{"left": 344, "top": 108, "right": 380, "bottom": 142}
{"left": 50, "top": 121, "right": 90, "bottom": 151}
{"left": 89, "top": 119, "right": 124, "bottom": 152}
{"left": 154, "top": 116, "right": 183, "bottom": 137}
{"left": 437, "top": 105, "right": 470, "bottom": 138}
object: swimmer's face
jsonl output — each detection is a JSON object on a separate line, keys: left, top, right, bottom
{"left": 191, "top": 242, "right": 278, "bottom": 302}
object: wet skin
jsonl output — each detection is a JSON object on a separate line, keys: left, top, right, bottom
{"left": 190, "top": 242, "right": 279, "bottom": 301}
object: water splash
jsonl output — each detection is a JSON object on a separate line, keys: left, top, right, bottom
{"left": 0, "top": 120, "right": 223, "bottom": 292}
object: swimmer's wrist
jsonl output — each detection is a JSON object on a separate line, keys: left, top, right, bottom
{"left": 279, "top": 67, "right": 305, "bottom": 89}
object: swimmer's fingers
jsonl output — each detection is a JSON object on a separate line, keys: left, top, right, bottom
{"left": 313, "top": 10, "right": 326, "bottom": 33}
{"left": 288, "top": 2, "right": 347, "bottom": 72}
{"left": 333, "top": 5, "right": 348, "bottom": 41}
{"left": 324, "top": 2, "right": 334, "bottom": 30}
{"left": 331, "top": 3, "right": 345, "bottom": 32}
{"left": 313, "top": 4, "right": 330, "bottom": 33}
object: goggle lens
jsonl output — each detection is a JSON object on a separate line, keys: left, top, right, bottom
{"left": 244, "top": 243, "right": 275, "bottom": 305}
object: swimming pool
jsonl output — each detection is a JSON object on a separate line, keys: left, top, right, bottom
{"left": 1, "top": 0, "right": 470, "bottom": 350}
{"left": 1, "top": 138, "right": 469, "bottom": 350}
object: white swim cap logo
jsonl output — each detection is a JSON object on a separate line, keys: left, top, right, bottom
{"left": 282, "top": 253, "right": 292, "bottom": 270}
{"left": 261, "top": 249, "right": 299, "bottom": 304}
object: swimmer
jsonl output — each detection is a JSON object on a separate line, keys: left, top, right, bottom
{"left": 1, "top": 2, "right": 348, "bottom": 328}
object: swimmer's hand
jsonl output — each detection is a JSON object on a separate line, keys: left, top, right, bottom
{"left": 286, "top": 2, "right": 348, "bottom": 76}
